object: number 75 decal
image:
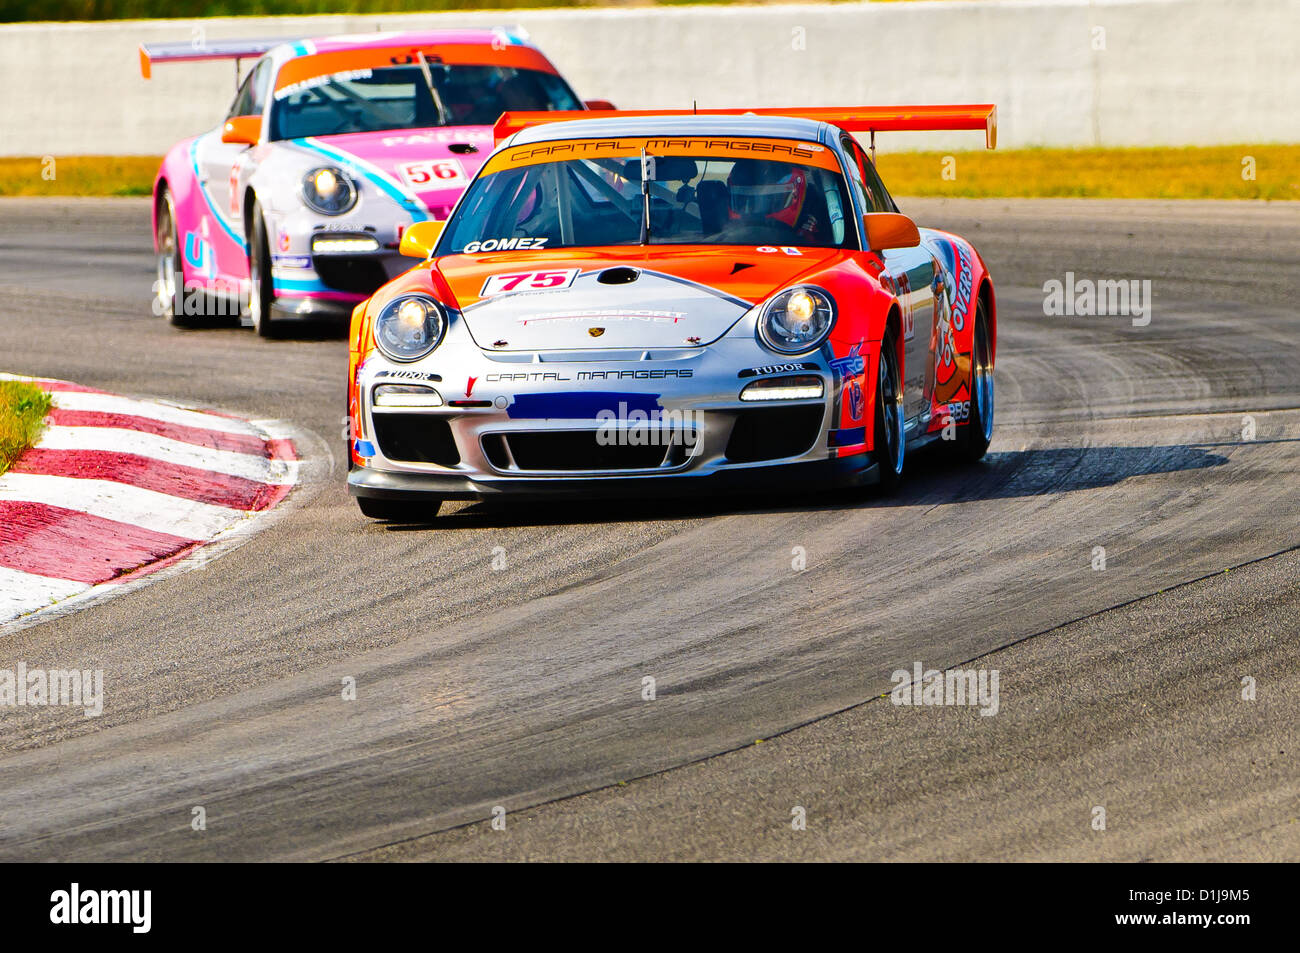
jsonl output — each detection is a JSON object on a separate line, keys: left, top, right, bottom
{"left": 480, "top": 269, "right": 580, "bottom": 297}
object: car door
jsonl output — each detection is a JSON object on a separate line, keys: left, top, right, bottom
{"left": 843, "top": 137, "right": 935, "bottom": 425}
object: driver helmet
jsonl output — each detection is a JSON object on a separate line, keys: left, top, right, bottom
{"left": 727, "top": 160, "right": 808, "bottom": 228}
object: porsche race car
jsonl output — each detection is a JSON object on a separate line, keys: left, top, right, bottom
{"left": 141, "top": 29, "right": 610, "bottom": 335}
{"left": 346, "top": 106, "right": 998, "bottom": 520}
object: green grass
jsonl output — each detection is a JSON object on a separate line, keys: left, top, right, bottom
{"left": 0, "top": 157, "right": 157, "bottom": 197}
{"left": 4, "top": 146, "right": 1296, "bottom": 201}
{"left": 876, "top": 144, "right": 1300, "bottom": 201}
{"left": 0, "top": 380, "right": 52, "bottom": 478}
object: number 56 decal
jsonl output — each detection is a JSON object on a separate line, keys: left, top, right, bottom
{"left": 480, "top": 269, "right": 580, "bottom": 297}
{"left": 399, "top": 159, "right": 467, "bottom": 189}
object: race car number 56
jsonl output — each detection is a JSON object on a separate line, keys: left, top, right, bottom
{"left": 399, "top": 159, "right": 467, "bottom": 188}
{"left": 480, "top": 269, "right": 580, "bottom": 297}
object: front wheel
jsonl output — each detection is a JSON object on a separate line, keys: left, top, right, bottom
{"left": 871, "top": 330, "right": 906, "bottom": 493}
{"left": 247, "top": 203, "right": 279, "bottom": 338}
{"left": 357, "top": 497, "right": 443, "bottom": 523}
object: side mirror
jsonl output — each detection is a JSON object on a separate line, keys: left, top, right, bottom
{"left": 222, "top": 115, "right": 261, "bottom": 146}
{"left": 399, "top": 220, "right": 445, "bottom": 259}
{"left": 583, "top": 99, "right": 616, "bottom": 111}
{"left": 862, "top": 212, "right": 921, "bottom": 251}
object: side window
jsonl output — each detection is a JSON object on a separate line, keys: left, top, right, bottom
{"left": 248, "top": 59, "right": 272, "bottom": 116}
{"left": 842, "top": 137, "right": 895, "bottom": 214}
{"left": 227, "top": 59, "right": 271, "bottom": 119}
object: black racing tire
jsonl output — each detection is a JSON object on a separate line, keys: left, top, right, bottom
{"left": 247, "top": 203, "right": 279, "bottom": 338}
{"left": 357, "top": 497, "right": 444, "bottom": 523}
{"left": 155, "top": 188, "right": 200, "bottom": 328}
{"left": 947, "top": 298, "right": 994, "bottom": 463}
{"left": 871, "top": 329, "right": 906, "bottom": 494}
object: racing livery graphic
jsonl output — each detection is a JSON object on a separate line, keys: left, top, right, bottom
{"left": 344, "top": 106, "right": 998, "bottom": 521}
{"left": 141, "top": 29, "right": 610, "bottom": 335}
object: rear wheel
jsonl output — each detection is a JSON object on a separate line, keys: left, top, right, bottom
{"left": 247, "top": 203, "right": 279, "bottom": 338}
{"left": 871, "top": 330, "right": 906, "bottom": 493}
{"left": 357, "top": 497, "right": 443, "bottom": 523}
{"left": 947, "top": 299, "right": 994, "bottom": 463}
{"left": 155, "top": 189, "right": 199, "bottom": 328}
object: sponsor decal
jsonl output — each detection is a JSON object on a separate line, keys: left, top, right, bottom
{"left": 381, "top": 130, "right": 493, "bottom": 147}
{"left": 480, "top": 267, "right": 578, "bottom": 296}
{"left": 399, "top": 158, "right": 467, "bottom": 190}
{"left": 183, "top": 232, "right": 216, "bottom": 279}
{"left": 756, "top": 246, "right": 778, "bottom": 254}
{"left": 781, "top": 246, "right": 802, "bottom": 256}
{"left": 578, "top": 368, "right": 694, "bottom": 380}
{"left": 508, "top": 139, "right": 825, "bottom": 163}
{"left": 463, "top": 237, "right": 549, "bottom": 253}
{"left": 738, "top": 361, "right": 819, "bottom": 378}
{"left": 951, "top": 243, "right": 974, "bottom": 332}
{"left": 272, "top": 254, "right": 312, "bottom": 269}
{"left": 846, "top": 379, "right": 865, "bottom": 421}
{"left": 486, "top": 372, "right": 572, "bottom": 382}
{"left": 938, "top": 400, "right": 971, "bottom": 422}
{"left": 375, "top": 369, "right": 443, "bottom": 381}
{"left": 482, "top": 368, "right": 695, "bottom": 383}
{"left": 317, "top": 221, "right": 374, "bottom": 232}
{"left": 828, "top": 342, "right": 865, "bottom": 378}
{"left": 274, "top": 69, "right": 373, "bottom": 100}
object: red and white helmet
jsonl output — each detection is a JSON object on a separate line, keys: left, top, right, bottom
{"left": 727, "top": 161, "right": 808, "bottom": 228}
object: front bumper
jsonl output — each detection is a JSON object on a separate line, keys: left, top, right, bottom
{"left": 349, "top": 335, "right": 879, "bottom": 503}
{"left": 349, "top": 454, "right": 878, "bottom": 501}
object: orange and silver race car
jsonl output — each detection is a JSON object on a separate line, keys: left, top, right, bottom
{"left": 346, "top": 106, "right": 998, "bottom": 521}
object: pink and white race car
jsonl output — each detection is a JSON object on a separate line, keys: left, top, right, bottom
{"left": 141, "top": 29, "right": 609, "bottom": 335}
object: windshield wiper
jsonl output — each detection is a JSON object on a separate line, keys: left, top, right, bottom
{"left": 639, "top": 149, "right": 652, "bottom": 245}
{"left": 415, "top": 50, "right": 450, "bottom": 126}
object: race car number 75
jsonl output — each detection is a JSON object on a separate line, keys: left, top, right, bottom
{"left": 480, "top": 269, "right": 580, "bottom": 297}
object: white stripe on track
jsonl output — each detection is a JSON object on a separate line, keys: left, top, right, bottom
{"left": 36, "top": 426, "right": 290, "bottom": 484}
{"left": 0, "top": 473, "right": 246, "bottom": 539}
{"left": 49, "top": 391, "right": 262, "bottom": 437}
{"left": 0, "top": 567, "right": 90, "bottom": 620}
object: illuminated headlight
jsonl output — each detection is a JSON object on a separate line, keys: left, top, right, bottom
{"left": 740, "top": 375, "right": 825, "bottom": 401}
{"left": 759, "top": 286, "right": 835, "bottom": 354}
{"left": 302, "top": 167, "right": 357, "bottom": 215}
{"left": 312, "top": 235, "right": 380, "bottom": 254}
{"left": 374, "top": 295, "right": 446, "bottom": 362}
{"left": 372, "top": 384, "right": 444, "bottom": 408}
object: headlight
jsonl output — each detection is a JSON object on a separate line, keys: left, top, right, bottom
{"left": 758, "top": 286, "right": 835, "bottom": 354}
{"left": 374, "top": 295, "right": 446, "bottom": 362}
{"left": 301, "top": 167, "right": 357, "bottom": 215}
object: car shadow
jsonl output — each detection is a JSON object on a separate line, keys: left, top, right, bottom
{"left": 378, "top": 442, "right": 1233, "bottom": 531}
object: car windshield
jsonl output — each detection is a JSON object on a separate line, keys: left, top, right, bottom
{"left": 440, "top": 144, "right": 855, "bottom": 252}
{"left": 269, "top": 63, "right": 581, "bottom": 139}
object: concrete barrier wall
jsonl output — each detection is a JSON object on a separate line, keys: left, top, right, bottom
{"left": 2, "top": 0, "right": 1297, "bottom": 157}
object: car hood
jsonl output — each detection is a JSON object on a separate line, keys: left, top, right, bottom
{"left": 289, "top": 126, "right": 493, "bottom": 219}
{"left": 436, "top": 247, "right": 844, "bottom": 351}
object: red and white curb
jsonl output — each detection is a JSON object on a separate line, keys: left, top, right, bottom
{"left": 0, "top": 375, "right": 301, "bottom": 627}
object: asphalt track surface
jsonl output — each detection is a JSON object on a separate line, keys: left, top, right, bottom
{"left": 0, "top": 197, "right": 1295, "bottom": 861}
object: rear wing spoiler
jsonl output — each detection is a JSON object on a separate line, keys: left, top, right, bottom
{"left": 139, "top": 38, "right": 294, "bottom": 79}
{"left": 494, "top": 104, "right": 998, "bottom": 150}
